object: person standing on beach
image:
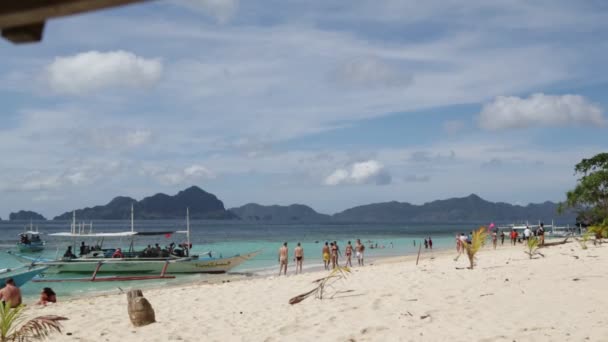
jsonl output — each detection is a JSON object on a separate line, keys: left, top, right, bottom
{"left": 428, "top": 237, "right": 433, "bottom": 250}
{"left": 294, "top": 242, "right": 304, "bottom": 274}
{"left": 278, "top": 242, "right": 288, "bottom": 276}
{"left": 322, "top": 242, "right": 330, "bottom": 270}
{"left": 500, "top": 231, "right": 505, "bottom": 246}
{"left": 330, "top": 242, "right": 338, "bottom": 269}
{"left": 424, "top": 238, "right": 428, "bottom": 249}
{"left": 510, "top": 229, "right": 517, "bottom": 246}
{"left": 334, "top": 241, "right": 342, "bottom": 265}
{"left": 492, "top": 230, "right": 497, "bottom": 249}
{"left": 523, "top": 226, "right": 531, "bottom": 241}
{"left": 345, "top": 241, "right": 353, "bottom": 267}
{"left": 538, "top": 223, "right": 545, "bottom": 246}
{"left": 456, "top": 234, "right": 461, "bottom": 253}
{"left": 355, "top": 239, "right": 365, "bottom": 266}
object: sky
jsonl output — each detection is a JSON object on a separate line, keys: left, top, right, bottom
{"left": 0, "top": 0, "right": 607, "bottom": 218}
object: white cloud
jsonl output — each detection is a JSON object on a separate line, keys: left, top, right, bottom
{"left": 332, "top": 57, "right": 413, "bottom": 88}
{"left": 46, "top": 51, "right": 162, "bottom": 94}
{"left": 324, "top": 160, "right": 391, "bottom": 186}
{"left": 478, "top": 93, "right": 605, "bottom": 130}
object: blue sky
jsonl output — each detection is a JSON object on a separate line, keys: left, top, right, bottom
{"left": 0, "top": 0, "right": 607, "bottom": 218}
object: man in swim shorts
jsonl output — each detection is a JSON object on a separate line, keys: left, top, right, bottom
{"left": 322, "top": 242, "right": 330, "bottom": 270}
{"left": 355, "top": 239, "right": 365, "bottom": 266}
{"left": 294, "top": 242, "right": 304, "bottom": 274}
{"left": 278, "top": 242, "right": 288, "bottom": 276}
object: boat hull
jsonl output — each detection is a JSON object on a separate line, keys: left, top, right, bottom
{"left": 39, "top": 252, "right": 259, "bottom": 274}
{"left": 17, "top": 242, "right": 45, "bottom": 253}
{"left": 0, "top": 266, "right": 48, "bottom": 288}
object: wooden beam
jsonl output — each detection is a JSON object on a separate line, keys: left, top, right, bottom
{"left": 1, "top": 22, "right": 45, "bottom": 43}
{"left": 0, "top": 0, "right": 150, "bottom": 29}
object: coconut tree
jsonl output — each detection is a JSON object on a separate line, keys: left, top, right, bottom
{"left": 0, "top": 303, "right": 67, "bottom": 341}
{"left": 524, "top": 236, "right": 544, "bottom": 259}
{"left": 461, "top": 226, "right": 488, "bottom": 269}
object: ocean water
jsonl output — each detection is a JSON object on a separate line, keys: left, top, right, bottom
{"left": 0, "top": 220, "right": 472, "bottom": 299}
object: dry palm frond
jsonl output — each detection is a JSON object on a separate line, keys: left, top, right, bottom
{"left": 461, "top": 226, "right": 488, "bottom": 269}
{"left": 289, "top": 267, "right": 351, "bottom": 305}
{"left": 524, "top": 236, "right": 544, "bottom": 259}
{"left": 0, "top": 303, "right": 67, "bottom": 342}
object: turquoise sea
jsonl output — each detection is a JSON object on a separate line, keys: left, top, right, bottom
{"left": 0, "top": 220, "right": 473, "bottom": 299}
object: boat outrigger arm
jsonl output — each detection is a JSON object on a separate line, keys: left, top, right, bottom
{"left": 32, "top": 259, "right": 177, "bottom": 282}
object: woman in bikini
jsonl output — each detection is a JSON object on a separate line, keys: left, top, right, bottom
{"left": 345, "top": 241, "right": 353, "bottom": 267}
{"left": 330, "top": 242, "right": 338, "bottom": 269}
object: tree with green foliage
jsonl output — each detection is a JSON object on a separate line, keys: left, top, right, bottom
{"left": 559, "top": 153, "right": 608, "bottom": 225}
{"left": 461, "top": 226, "right": 488, "bottom": 269}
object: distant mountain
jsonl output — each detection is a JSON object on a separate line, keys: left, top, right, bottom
{"left": 230, "top": 203, "right": 330, "bottom": 222}
{"left": 53, "top": 186, "right": 237, "bottom": 220}
{"left": 9, "top": 210, "right": 46, "bottom": 221}
{"left": 332, "top": 194, "right": 576, "bottom": 223}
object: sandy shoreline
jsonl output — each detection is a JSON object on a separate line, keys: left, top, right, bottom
{"left": 26, "top": 239, "right": 608, "bottom": 341}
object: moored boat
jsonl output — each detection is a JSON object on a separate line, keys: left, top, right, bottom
{"left": 0, "top": 265, "right": 48, "bottom": 287}
{"left": 16, "top": 224, "right": 45, "bottom": 253}
{"left": 10, "top": 207, "right": 259, "bottom": 276}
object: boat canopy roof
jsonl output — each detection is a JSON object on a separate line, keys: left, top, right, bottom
{"left": 19, "top": 231, "right": 43, "bottom": 236}
{"left": 49, "top": 231, "right": 186, "bottom": 237}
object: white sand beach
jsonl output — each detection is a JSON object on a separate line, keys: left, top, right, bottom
{"left": 29, "top": 240, "right": 608, "bottom": 342}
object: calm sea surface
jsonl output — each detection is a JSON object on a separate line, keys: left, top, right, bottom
{"left": 0, "top": 220, "right": 476, "bottom": 299}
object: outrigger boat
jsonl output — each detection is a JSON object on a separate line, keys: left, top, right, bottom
{"left": 16, "top": 223, "right": 45, "bottom": 253}
{"left": 9, "top": 208, "right": 259, "bottom": 282}
{"left": 0, "top": 265, "right": 48, "bottom": 287}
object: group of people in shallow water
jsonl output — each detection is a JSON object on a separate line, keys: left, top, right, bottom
{"left": 0, "top": 278, "right": 56, "bottom": 308}
{"left": 278, "top": 239, "right": 368, "bottom": 276}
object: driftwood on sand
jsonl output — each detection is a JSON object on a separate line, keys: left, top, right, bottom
{"left": 289, "top": 267, "right": 350, "bottom": 305}
{"left": 541, "top": 236, "right": 570, "bottom": 247}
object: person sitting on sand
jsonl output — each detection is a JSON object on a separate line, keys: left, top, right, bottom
{"left": 294, "top": 242, "right": 304, "bottom": 275}
{"left": 0, "top": 278, "right": 22, "bottom": 308}
{"left": 345, "top": 241, "right": 353, "bottom": 267}
{"left": 278, "top": 242, "right": 288, "bottom": 276}
{"left": 112, "top": 248, "right": 124, "bottom": 258}
{"left": 37, "top": 287, "right": 56, "bottom": 306}
{"left": 322, "top": 242, "right": 330, "bottom": 270}
{"left": 63, "top": 246, "right": 76, "bottom": 259}
{"left": 355, "top": 239, "right": 365, "bottom": 266}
